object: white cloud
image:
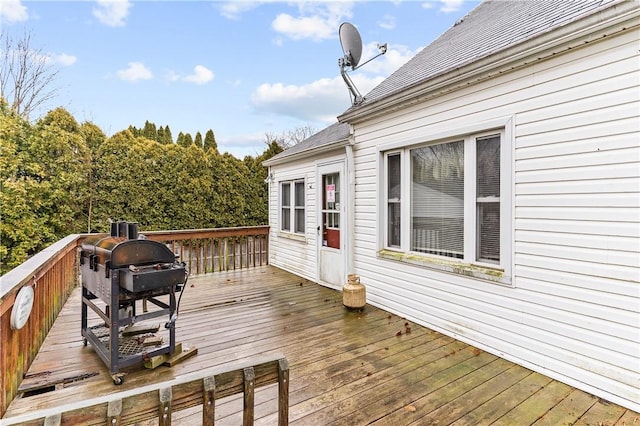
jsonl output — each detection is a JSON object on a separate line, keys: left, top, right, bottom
{"left": 271, "top": 2, "right": 353, "bottom": 42}
{"left": 93, "top": 0, "right": 132, "bottom": 27}
{"left": 250, "top": 74, "right": 384, "bottom": 123}
{"left": 0, "top": 0, "right": 28, "bottom": 22}
{"left": 54, "top": 53, "right": 77, "bottom": 66}
{"left": 356, "top": 42, "right": 420, "bottom": 76}
{"left": 165, "top": 70, "right": 180, "bottom": 83}
{"left": 116, "top": 62, "right": 153, "bottom": 81}
{"left": 272, "top": 14, "right": 335, "bottom": 41}
{"left": 165, "top": 66, "right": 214, "bottom": 84}
{"left": 378, "top": 15, "right": 396, "bottom": 30}
{"left": 218, "top": 1, "right": 261, "bottom": 20}
{"left": 183, "top": 65, "right": 214, "bottom": 85}
{"left": 440, "top": 0, "right": 465, "bottom": 13}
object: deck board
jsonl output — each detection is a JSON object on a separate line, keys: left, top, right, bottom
{"left": 3, "top": 265, "right": 638, "bottom": 425}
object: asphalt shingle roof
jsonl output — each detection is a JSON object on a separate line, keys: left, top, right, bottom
{"left": 264, "top": 122, "right": 351, "bottom": 164}
{"left": 362, "top": 0, "right": 616, "bottom": 104}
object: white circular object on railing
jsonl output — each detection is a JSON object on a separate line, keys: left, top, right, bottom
{"left": 10, "top": 285, "right": 35, "bottom": 330}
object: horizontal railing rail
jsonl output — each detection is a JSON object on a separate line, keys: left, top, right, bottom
{"left": 1, "top": 355, "right": 289, "bottom": 425}
{"left": 0, "top": 226, "right": 270, "bottom": 418}
{"left": 143, "top": 226, "right": 270, "bottom": 275}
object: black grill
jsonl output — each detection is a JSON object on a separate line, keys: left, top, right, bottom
{"left": 80, "top": 221, "right": 187, "bottom": 384}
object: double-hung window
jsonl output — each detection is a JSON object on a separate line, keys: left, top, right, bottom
{"left": 382, "top": 128, "right": 509, "bottom": 283}
{"left": 280, "top": 180, "right": 305, "bottom": 234}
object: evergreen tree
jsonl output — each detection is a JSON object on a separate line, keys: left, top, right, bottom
{"left": 194, "top": 131, "right": 203, "bottom": 150}
{"left": 0, "top": 106, "right": 91, "bottom": 272}
{"left": 0, "top": 99, "right": 45, "bottom": 273}
{"left": 204, "top": 129, "right": 218, "bottom": 153}
{"left": 176, "top": 132, "right": 185, "bottom": 147}
{"left": 164, "top": 125, "right": 173, "bottom": 144}
{"left": 127, "top": 125, "right": 140, "bottom": 138}
{"left": 143, "top": 120, "right": 157, "bottom": 141}
{"left": 1, "top": 105, "right": 292, "bottom": 272}
{"left": 157, "top": 126, "right": 166, "bottom": 145}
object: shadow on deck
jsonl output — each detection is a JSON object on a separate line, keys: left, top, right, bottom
{"left": 3, "top": 266, "right": 638, "bottom": 425}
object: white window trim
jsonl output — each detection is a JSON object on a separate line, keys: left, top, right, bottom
{"left": 377, "top": 116, "right": 513, "bottom": 286}
{"left": 279, "top": 179, "right": 306, "bottom": 240}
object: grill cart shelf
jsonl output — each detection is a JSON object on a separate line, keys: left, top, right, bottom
{"left": 80, "top": 222, "right": 187, "bottom": 384}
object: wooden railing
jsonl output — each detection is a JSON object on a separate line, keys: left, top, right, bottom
{"left": 143, "top": 226, "right": 270, "bottom": 275}
{"left": 0, "top": 234, "right": 81, "bottom": 420}
{"left": 1, "top": 356, "right": 289, "bottom": 425}
{"left": 0, "top": 226, "right": 270, "bottom": 418}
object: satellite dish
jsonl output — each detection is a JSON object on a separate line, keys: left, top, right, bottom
{"left": 339, "top": 22, "right": 363, "bottom": 69}
{"left": 337, "top": 22, "right": 387, "bottom": 106}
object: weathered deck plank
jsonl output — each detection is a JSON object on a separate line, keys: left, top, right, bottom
{"left": 3, "top": 265, "right": 638, "bottom": 425}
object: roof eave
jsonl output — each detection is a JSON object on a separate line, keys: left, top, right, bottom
{"left": 262, "top": 138, "right": 351, "bottom": 167}
{"left": 338, "top": 0, "right": 638, "bottom": 124}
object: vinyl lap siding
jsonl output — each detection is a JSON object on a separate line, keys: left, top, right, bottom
{"left": 352, "top": 28, "right": 639, "bottom": 410}
{"left": 268, "top": 160, "right": 317, "bottom": 281}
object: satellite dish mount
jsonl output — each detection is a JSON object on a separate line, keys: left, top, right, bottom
{"left": 338, "top": 22, "right": 387, "bottom": 106}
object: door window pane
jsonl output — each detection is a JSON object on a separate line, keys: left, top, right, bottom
{"left": 322, "top": 173, "right": 340, "bottom": 249}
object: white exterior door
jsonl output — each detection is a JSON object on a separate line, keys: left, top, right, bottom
{"left": 317, "top": 162, "right": 345, "bottom": 289}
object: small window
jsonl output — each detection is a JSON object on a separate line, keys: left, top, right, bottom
{"left": 280, "top": 180, "right": 305, "bottom": 234}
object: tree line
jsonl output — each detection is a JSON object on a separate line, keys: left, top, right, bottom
{"left": 0, "top": 101, "right": 282, "bottom": 274}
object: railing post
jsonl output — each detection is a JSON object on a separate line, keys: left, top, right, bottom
{"left": 202, "top": 375, "right": 216, "bottom": 426}
{"left": 43, "top": 413, "right": 61, "bottom": 426}
{"left": 243, "top": 367, "right": 255, "bottom": 425}
{"left": 159, "top": 386, "right": 172, "bottom": 426}
{"left": 107, "top": 398, "right": 122, "bottom": 425}
{"left": 278, "top": 358, "right": 289, "bottom": 426}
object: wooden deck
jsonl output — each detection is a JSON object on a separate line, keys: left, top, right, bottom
{"left": 3, "top": 266, "right": 638, "bottom": 425}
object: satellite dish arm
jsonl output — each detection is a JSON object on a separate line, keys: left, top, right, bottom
{"left": 340, "top": 64, "right": 363, "bottom": 105}
{"left": 352, "top": 43, "right": 387, "bottom": 71}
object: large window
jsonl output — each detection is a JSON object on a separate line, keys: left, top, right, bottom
{"left": 280, "top": 180, "right": 305, "bottom": 234}
{"left": 383, "top": 129, "right": 507, "bottom": 277}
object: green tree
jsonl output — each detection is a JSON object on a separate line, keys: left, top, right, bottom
{"left": 183, "top": 133, "right": 194, "bottom": 147}
{"left": 176, "top": 132, "right": 185, "bottom": 147}
{"left": 31, "top": 108, "right": 91, "bottom": 235}
{"left": 0, "top": 99, "right": 45, "bottom": 273}
{"left": 163, "top": 125, "right": 173, "bottom": 144}
{"left": 157, "top": 126, "right": 166, "bottom": 145}
{"left": 0, "top": 106, "right": 91, "bottom": 272}
{"left": 204, "top": 129, "right": 217, "bottom": 154}
{"left": 143, "top": 120, "right": 157, "bottom": 141}
{"left": 81, "top": 121, "right": 106, "bottom": 153}
{"left": 92, "top": 130, "right": 149, "bottom": 231}
{"left": 194, "top": 132, "right": 203, "bottom": 150}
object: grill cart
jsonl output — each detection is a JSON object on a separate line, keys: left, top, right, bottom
{"left": 80, "top": 221, "right": 187, "bottom": 384}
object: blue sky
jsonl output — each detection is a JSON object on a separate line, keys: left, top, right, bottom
{"left": 1, "top": 0, "right": 478, "bottom": 158}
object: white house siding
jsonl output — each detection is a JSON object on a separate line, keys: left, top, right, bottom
{"left": 351, "top": 28, "right": 639, "bottom": 410}
{"left": 268, "top": 151, "right": 348, "bottom": 282}
{"left": 267, "top": 159, "right": 318, "bottom": 281}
